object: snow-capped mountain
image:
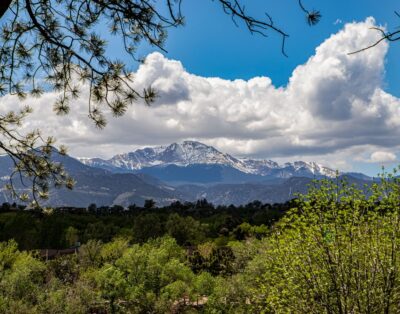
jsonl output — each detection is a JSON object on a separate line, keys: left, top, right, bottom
{"left": 79, "top": 141, "right": 337, "bottom": 179}
{"left": 0, "top": 143, "right": 370, "bottom": 206}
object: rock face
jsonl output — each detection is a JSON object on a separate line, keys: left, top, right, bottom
{"left": 79, "top": 140, "right": 337, "bottom": 182}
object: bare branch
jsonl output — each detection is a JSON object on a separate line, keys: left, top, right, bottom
{"left": 348, "top": 27, "right": 400, "bottom": 55}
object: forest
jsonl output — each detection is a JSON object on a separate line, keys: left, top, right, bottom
{"left": 2, "top": 173, "right": 400, "bottom": 313}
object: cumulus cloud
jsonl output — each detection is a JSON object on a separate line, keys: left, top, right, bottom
{"left": 0, "top": 17, "right": 399, "bottom": 171}
{"left": 369, "top": 151, "right": 397, "bottom": 163}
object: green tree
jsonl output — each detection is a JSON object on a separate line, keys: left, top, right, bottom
{"left": 243, "top": 174, "right": 400, "bottom": 313}
{"left": 132, "top": 213, "right": 164, "bottom": 242}
{"left": 85, "top": 236, "right": 199, "bottom": 313}
{"left": 78, "top": 239, "right": 103, "bottom": 269}
{"left": 165, "top": 213, "right": 207, "bottom": 245}
{"left": 87, "top": 203, "right": 97, "bottom": 214}
{"left": 83, "top": 221, "right": 116, "bottom": 242}
{"left": 64, "top": 226, "right": 79, "bottom": 247}
{"left": 1, "top": 213, "right": 40, "bottom": 249}
{"left": 144, "top": 199, "right": 156, "bottom": 209}
{"left": 0, "top": 240, "right": 46, "bottom": 313}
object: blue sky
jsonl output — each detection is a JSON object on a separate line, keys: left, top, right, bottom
{"left": 143, "top": 0, "right": 400, "bottom": 97}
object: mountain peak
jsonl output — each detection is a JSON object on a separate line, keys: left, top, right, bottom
{"left": 181, "top": 140, "right": 206, "bottom": 146}
{"left": 79, "top": 140, "right": 338, "bottom": 179}
{"left": 169, "top": 140, "right": 219, "bottom": 152}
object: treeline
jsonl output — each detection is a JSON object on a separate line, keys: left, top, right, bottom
{"left": 0, "top": 199, "right": 290, "bottom": 250}
{"left": 4, "top": 175, "right": 400, "bottom": 312}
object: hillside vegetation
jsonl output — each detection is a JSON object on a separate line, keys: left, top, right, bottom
{"left": 1, "top": 171, "right": 400, "bottom": 313}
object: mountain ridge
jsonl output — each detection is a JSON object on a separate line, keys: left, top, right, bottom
{"left": 79, "top": 140, "right": 339, "bottom": 180}
{"left": 0, "top": 145, "right": 374, "bottom": 206}
{"left": 0, "top": 152, "right": 183, "bottom": 207}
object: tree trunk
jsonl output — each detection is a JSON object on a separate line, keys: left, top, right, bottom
{"left": 0, "top": 0, "right": 13, "bottom": 19}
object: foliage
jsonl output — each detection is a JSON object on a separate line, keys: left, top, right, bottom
{"left": 211, "top": 173, "right": 400, "bottom": 313}
{"left": 0, "top": 114, "right": 74, "bottom": 206}
{"left": 0, "top": 200, "right": 287, "bottom": 250}
{"left": 0, "top": 240, "right": 46, "bottom": 313}
{"left": 166, "top": 213, "right": 208, "bottom": 245}
{"left": 0, "top": 237, "right": 215, "bottom": 313}
{"left": 5, "top": 173, "right": 400, "bottom": 312}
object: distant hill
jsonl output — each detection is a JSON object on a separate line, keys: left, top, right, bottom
{"left": 175, "top": 175, "right": 373, "bottom": 206}
{"left": 0, "top": 151, "right": 182, "bottom": 207}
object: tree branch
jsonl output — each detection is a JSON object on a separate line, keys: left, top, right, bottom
{"left": 0, "top": 0, "right": 12, "bottom": 19}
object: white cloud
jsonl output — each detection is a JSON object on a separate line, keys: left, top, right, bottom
{"left": 369, "top": 151, "right": 397, "bottom": 163}
{"left": 0, "top": 17, "right": 399, "bottom": 172}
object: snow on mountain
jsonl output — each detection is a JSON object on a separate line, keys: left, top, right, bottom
{"left": 239, "top": 158, "right": 280, "bottom": 176}
{"left": 79, "top": 141, "right": 337, "bottom": 178}
{"left": 283, "top": 161, "right": 337, "bottom": 178}
{"left": 81, "top": 141, "right": 249, "bottom": 172}
{"left": 112, "top": 141, "right": 244, "bottom": 170}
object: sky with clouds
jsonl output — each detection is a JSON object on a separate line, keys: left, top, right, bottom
{"left": 1, "top": 2, "right": 400, "bottom": 176}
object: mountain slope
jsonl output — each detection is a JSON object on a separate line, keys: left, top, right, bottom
{"left": 176, "top": 175, "right": 373, "bottom": 206}
{"left": 79, "top": 141, "right": 339, "bottom": 184}
{"left": 0, "top": 152, "right": 182, "bottom": 207}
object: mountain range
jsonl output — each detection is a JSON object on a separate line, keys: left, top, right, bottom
{"left": 79, "top": 141, "right": 338, "bottom": 184}
{"left": 0, "top": 141, "right": 373, "bottom": 207}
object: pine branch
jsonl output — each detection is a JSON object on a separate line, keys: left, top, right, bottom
{"left": 0, "top": 0, "right": 12, "bottom": 19}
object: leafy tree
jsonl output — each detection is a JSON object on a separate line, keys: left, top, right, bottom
{"left": 83, "top": 221, "right": 115, "bottom": 242}
{"left": 228, "top": 238, "right": 262, "bottom": 273}
{"left": 87, "top": 203, "right": 97, "bottom": 214}
{"left": 143, "top": 198, "right": 156, "bottom": 209}
{"left": 110, "top": 205, "right": 124, "bottom": 214}
{"left": 0, "top": 240, "right": 46, "bottom": 312}
{"left": 207, "top": 274, "right": 255, "bottom": 314}
{"left": 1, "top": 202, "right": 10, "bottom": 212}
{"left": 47, "top": 254, "right": 79, "bottom": 284}
{"left": 99, "top": 237, "right": 129, "bottom": 264}
{"left": 64, "top": 226, "right": 79, "bottom": 247}
{"left": 240, "top": 174, "right": 400, "bottom": 312}
{"left": 78, "top": 239, "right": 103, "bottom": 268}
{"left": 165, "top": 213, "right": 207, "bottom": 245}
{"left": 189, "top": 242, "right": 235, "bottom": 276}
{"left": 84, "top": 236, "right": 199, "bottom": 313}
{"left": 0, "top": 212, "right": 40, "bottom": 249}
{"left": 234, "top": 222, "right": 269, "bottom": 240}
{"left": 193, "top": 271, "right": 215, "bottom": 299}
{"left": 132, "top": 213, "right": 164, "bottom": 242}
{"left": 36, "top": 282, "right": 94, "bottom": 314}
